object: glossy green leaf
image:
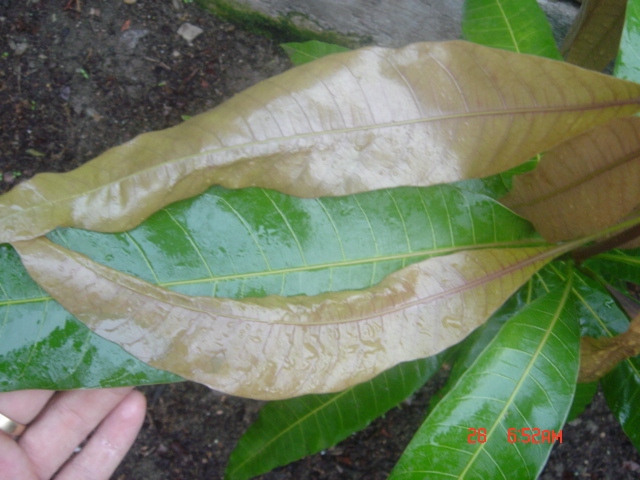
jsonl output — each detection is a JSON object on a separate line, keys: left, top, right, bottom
{"left": 586, "top": 249, "right": 640, "bottom": 288}
{"left": 615, "top": 0, "right": 640, "bottom": 80}
{"left": 561, "top": 0, "right": 626, "bottom": 71}
{"left": 0, "top": 244, "right": 183, "bottom": 391}
{"left": 462, "top": 0, "right": 562, "bottom": 59}
{"left": 281, "top": 40, "right": 350, "bottom": 65}
{"left": 3, "top": 41, "right": 640, "bottom": 243}
{"left": 502, "top": 116, "right": 640, "bottom": 242}
{"left": 566, "top": 381, "right": 598, "bottom": 422}
{"left": 441, "top": 263, "right": 568, "bottom": 395}
{"left": 602, "top": 353, "right": 640, "bottom": 452}
{"left": 388, "top": 278, "right": 579, "bottom": 480}
{"left": 1, "top": 184, "right": 539, "bottom": 394}
{"left": 226, "top": 355, "right": 443, "bottom": 480}
{"left": 569, "top": 272, "right": 640, "bottom": 451}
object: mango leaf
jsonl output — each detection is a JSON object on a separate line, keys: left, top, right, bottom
{"left": 1, "top": 184, "right": 539, "bottom": 393}
{"left": 579, "top": 312, "right": 640, "bottom": 383}
{"left": 3, "top": 41, "right": 640, "bottom": 243}
{"left": 585, "top": 249, "right": 640, "bottom": 286}
{"left": 441, "top": 263, "right": 568, "bottom": 393}
{"left": 614, "top": 0, "right": 640, "bottom": 80}
{"left": 462, "top": 0, "right": 562, "bottom": 59}
{"left": 14, "top": 236, "right": 565, "bottom": 400}
{"left": 0, "top": 244, "right": 183, "bottom": 391}
{"left": 566, "top": 381, "right": 598, "bottom": 422}
{"left": 569, "top": 272, "right": 640, "bottom": 451}
{"left": 562, "top": 0, "right": 626, "bottom": 71}
{"left": 388, "top": 278, "right": 579, "bottom": 480}
{"left": 226, "top": 355, "right": 444, "bottom": 480}
{"left": 281, "top": 40, "right": 350, "bottom": 65}
{"left": 501, "top": 116, "right": 640, "bottom": 243}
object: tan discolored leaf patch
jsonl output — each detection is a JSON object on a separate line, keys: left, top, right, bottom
{"left": 579, "top": 311, "right": 640, "bottom": 383}
{"left": 502, "top": 116, "right": 640, "bottom": 243}
{"left": 2, "top": 41, "right": 640, "bottom": 243}
{"left": 13, "top": 237, "right": 566, "bottom": 400}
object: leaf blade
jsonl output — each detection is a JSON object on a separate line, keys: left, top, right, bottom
{"left": 281, "top": 40, "right": 350, "bottom": 65}
{"left": 388, "top": 278, "right": 580, "bottom": 480}
{"left": 614, "top": 0, "right": 640, "bottom": 81}
{"left": 570, "top": 271, "right": 640, "bottom": 451}
{"left": 13, "top": 237, "right": 560, "bottom": 400}
{"left": 562, "top": 0, "right": 626, "bottom": 71}
{"left": 502, "top": 116, "right": 640, "bottom": 243}
{"left": 1, "top": 184, "right": 540, "bottom": 392}
{"left": 462, "top": 0, "right": 562, "bottom": 59}
{"left": 225, "top": 356, "right": 443, "bottom": 480}
{"left": 3, "top": 41, "right": 640, "bottom": 242}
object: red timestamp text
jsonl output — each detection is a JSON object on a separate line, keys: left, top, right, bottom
{"left": 467, "top": 428, "right": 563, "bottom": 444}
{"left": 507, "top": 428, "right": 562, "bottom": 444}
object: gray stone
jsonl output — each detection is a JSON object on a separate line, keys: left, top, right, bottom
{"left": 177, "top": 22, "right": 204, "bottom": 43}
{"left": 198, "top": 0, "right": 580, "bottom": 47}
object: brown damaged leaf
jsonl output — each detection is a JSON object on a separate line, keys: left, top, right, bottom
{"left": 561, "top": 0, "right": 627, "bottom": 71}
{"left": 579, "top": 311, "right": 640, "bottom": 383}
{"left": 502, "top": 116, "right": 640, "bottom": 243}
{"left": 13, "top": 237, "right": 563, "bottom": 400}
{"left": 3, "top": 41, "right": 640, "bottom": 243}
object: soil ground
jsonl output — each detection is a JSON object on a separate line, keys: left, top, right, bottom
{"left": 1, "top": 1, "right": 639, "bottom": 479}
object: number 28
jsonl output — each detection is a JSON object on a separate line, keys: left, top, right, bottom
{"left": 468, "top": 428, "right": 487, "bottom": 443}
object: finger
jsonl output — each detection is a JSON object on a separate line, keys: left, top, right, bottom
{"left": 0, "top": 390, "right": 55, "bottom": 480}
{"left": 0, "top": 433, "right": 39, "bottom": 480}
{"left": 19, "top": 387, "right": 134, "bottom": 480}
{"left": 55, "top": 390, "right": 146, "bottom": 480}
{"left": 0, "top": 389, "right": 54, "bottom": 425}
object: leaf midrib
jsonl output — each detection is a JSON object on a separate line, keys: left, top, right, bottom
{"left": 0, "top": 239, "right": 546, "bottom": 308}
{"left": 457, "top": 273, "right": 574, "bottom": 479}
{"left": 5, "top": 98, "right": 640, "bottom": 239}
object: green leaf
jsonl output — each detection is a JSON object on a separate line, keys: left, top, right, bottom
{"left": 569, "top": 271, "right": 640, "bottom": 451}
{"left": 462, "top": 0, "right": 562, "bottom": 59}
{"left": 1, "top": 184, "right": 540, "bottom": 394}
{"left": 602, "top": 354, "right": 640, "bottom": 452}
{"left": 226, "top": 356, "right": 443, "bottom": 480}
{"left": 566, "top": 381, "right": 598, "bottom": 422}
{"left": 3, "top": 41, "right": 640, "bottom": 243}
{"left": 281, "top": 40, "right": 350, "bottom": 65}
{"left": 562, "top": 0, "right": 627, "bottom": 71}
{"left": 388, "top": 278, "right": 579, "bottom": 480}
{"left": 615, "top": 0, "right": 640, "bottom": 81}
{"left": 0, "top": 244, "right": 182, "bottom": 391}
{"left": 442, "top": 263, "right": 568, "bottom": 394}
{"left": 585, "top": 249, "right": 640, "bottom": 287}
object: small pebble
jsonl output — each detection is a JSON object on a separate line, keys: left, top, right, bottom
{"left": 123, "top": 0, "right": 136, "bottom": 4}
{"left": 177, "top": 22, "right": 204, "bottom": 43}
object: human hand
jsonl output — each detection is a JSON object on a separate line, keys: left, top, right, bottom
{"left": 0, "top": 387, "right": 146, "bottom": 480}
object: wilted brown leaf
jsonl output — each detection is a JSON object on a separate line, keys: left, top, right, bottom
{"left": 13, "top": 237, "right": 566, "bottom": 399}
{"left": 561, "top": 0, "right": 627, "bottom": 71}
{"left": 2, "top": 41, "right": 640, "bottom": 243}
{"left": 579, "top": 311, "right": 640, "bottom": 383}
{"left": 502, "top": 116, "right": 640, "bottom": 243}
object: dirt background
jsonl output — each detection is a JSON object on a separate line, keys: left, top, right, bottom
{"left": 1, "top": 1, "right": 639, "bottom": 479}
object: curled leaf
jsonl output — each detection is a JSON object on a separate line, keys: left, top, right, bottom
{"left": 579, "top": 312, "right": 640, "bottom": 382}
{"left": 502, "top": 116, "right": 640, "bottom": 243}
{"left": 3, "top": 41, "right": 640, "bottom": 243}
{"left": 13, "top": 237, "right": 562, "bottom": 400}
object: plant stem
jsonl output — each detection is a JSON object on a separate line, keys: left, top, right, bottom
{"left": 572, "top": 220, "right": 640, "bottom": 264}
